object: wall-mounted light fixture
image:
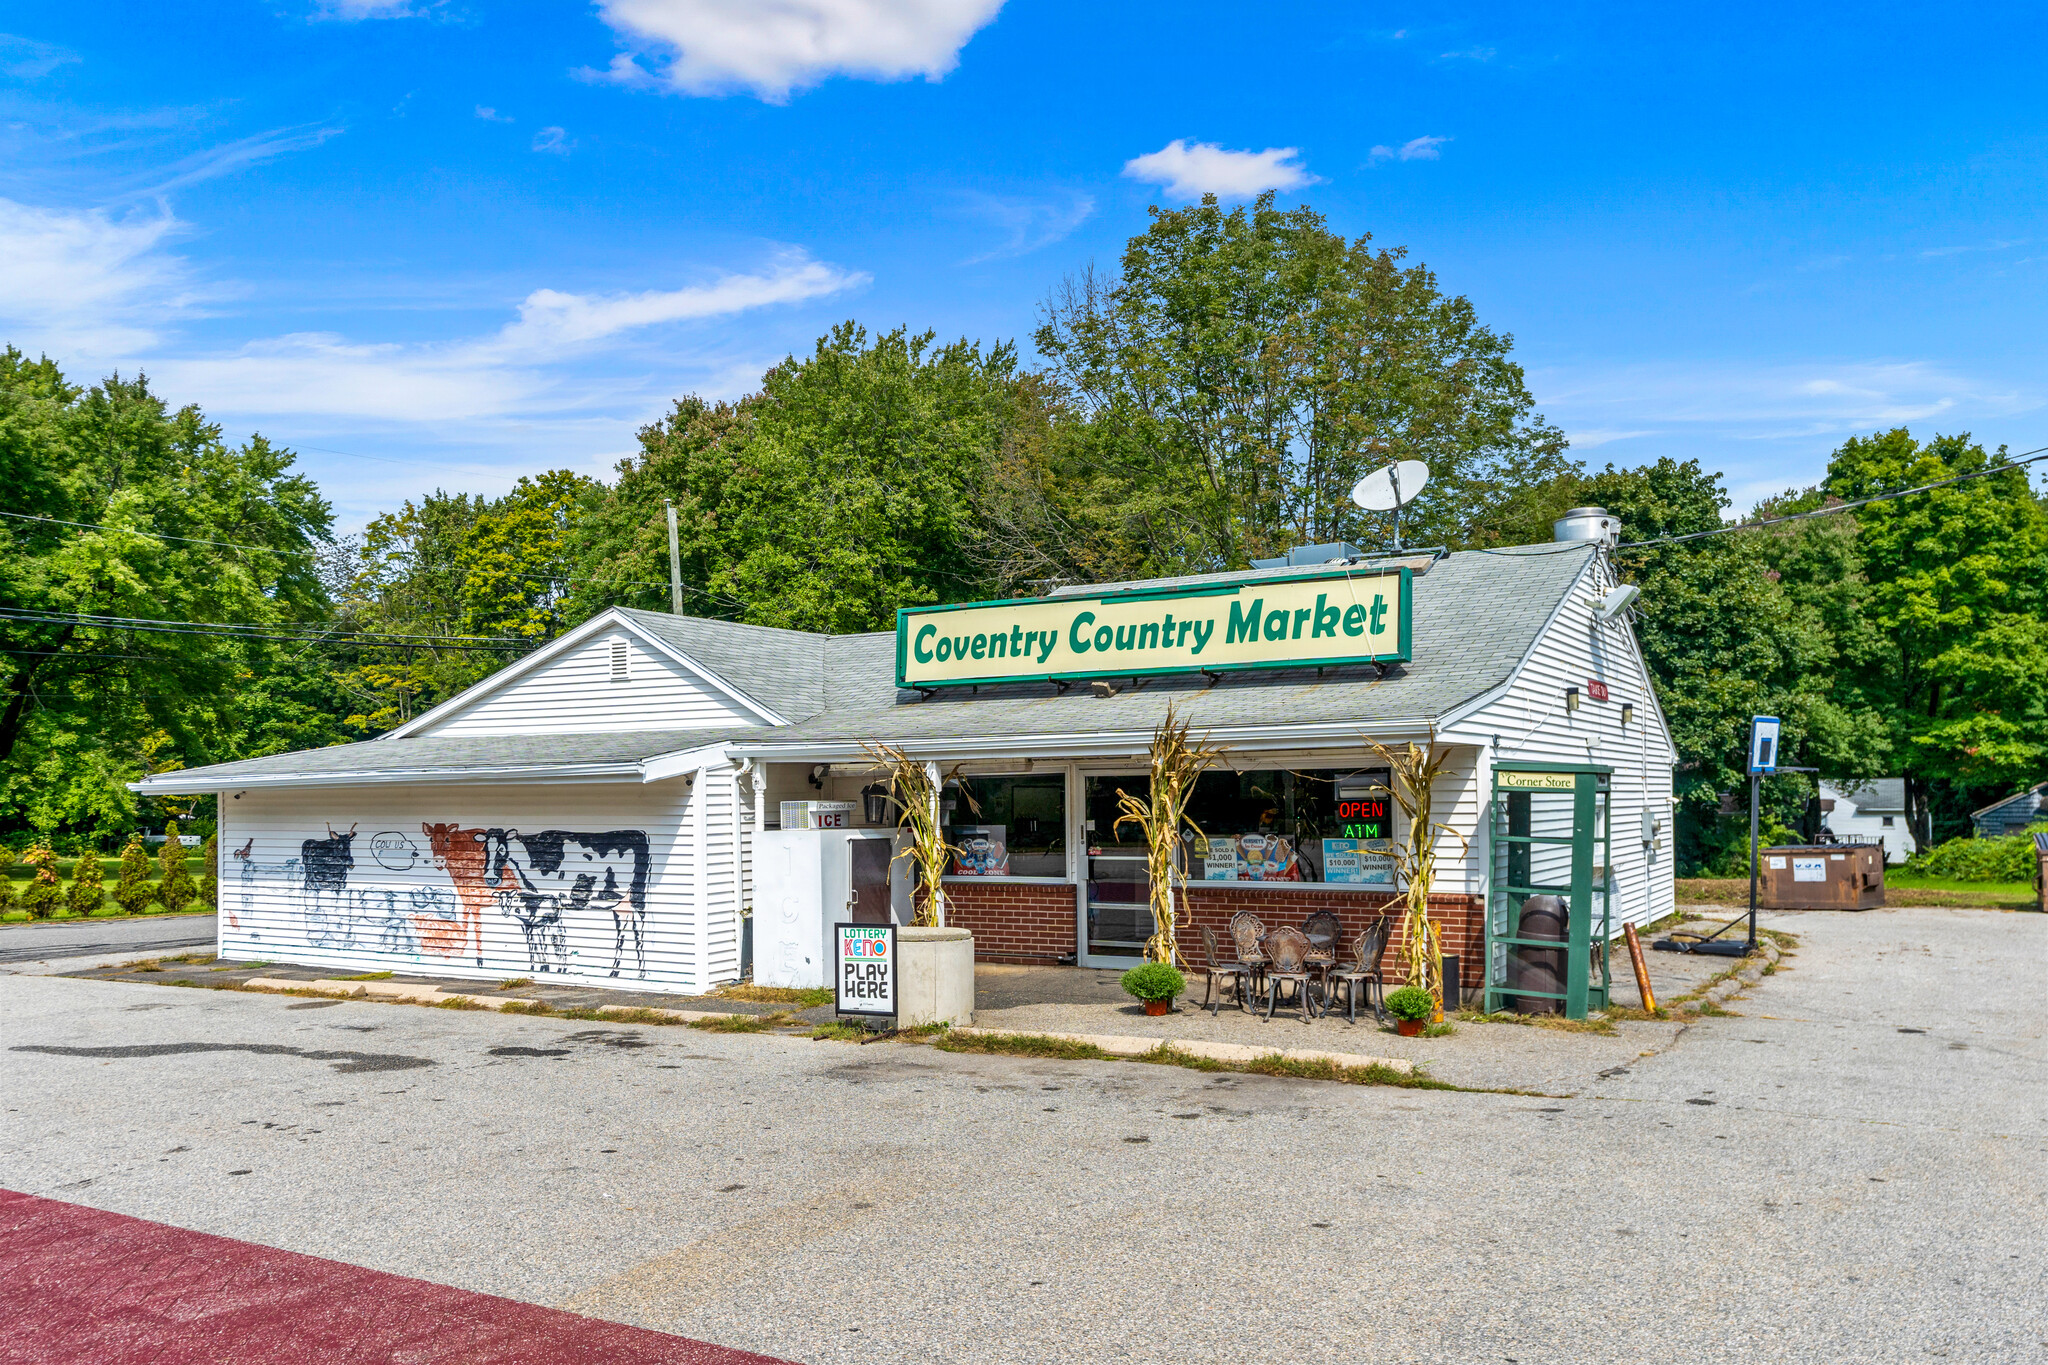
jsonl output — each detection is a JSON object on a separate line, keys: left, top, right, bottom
{"left": 1564, "top": 686, "right": 1581, "bottom": 713}
{"left": 1620, "top": 702, "right": 1635, "bottom": 726}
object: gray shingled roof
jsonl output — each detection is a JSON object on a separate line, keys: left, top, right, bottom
{"left": 1833, "top": 778, "right": 1907, "bottom": 811}
{"left": 618, "top": 607, "right": 825, "bottom": 721}
{"left": 138, "top": 545, "right": 1594, "bottom": 790}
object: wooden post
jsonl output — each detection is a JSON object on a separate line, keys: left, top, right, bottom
{"left": 1623, "top": 921, "right": 1657, "bottom": 1013}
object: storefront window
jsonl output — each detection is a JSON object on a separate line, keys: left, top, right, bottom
{"left": 1084, "top": 768, "right": 1397, "bottom": 890}
{"left": 941, "top": 773, "right": 1067, "bottom": 878}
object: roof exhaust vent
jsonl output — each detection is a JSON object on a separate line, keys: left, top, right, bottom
{"left": 1553, "top": 506, "right": 1621, "bottom": 549}
{"left": 1249, "top": 541, "right": 1364, "bottom": 569}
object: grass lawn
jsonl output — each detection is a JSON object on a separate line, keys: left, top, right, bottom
{"left": 1678, "top": 875, "right": 2035, "bottom": 911}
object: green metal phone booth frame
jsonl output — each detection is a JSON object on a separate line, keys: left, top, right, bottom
{"left": 1485, "top": 762, "right": 1613, "bottom": 1019}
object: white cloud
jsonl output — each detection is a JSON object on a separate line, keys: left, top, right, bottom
{"left": 1369, "top": 135, "right": 1450, "bottom": 163}
{"left": 587, "top": 0, "right": 1006, "bottom": 102}
{"left": 316, "top": 0, "right": 430, "bottom": 18}
{"left": 475, "top": 105, "right": 514, "bottom": 123}
{"left": 530, "top": 126, "right": 574, "bottom": 154}
{"left": 958, "top": 190, "right": 1094, "bottom": 263}
{"left": 0, "top": 198, "right": 207, "bottom": 356}
{"left": 0, "top": 34, "right": 80, "bottom": 79}
{"left": 1121, "top": 140, "right": 1315, "bottom": 201}
{"left": 141, "top": 251, "right": 868, "bottom": 422}
{"left": 128, "top": 124, "right": 345, "bottom": 198}
{"left": 1534, "top": 358, "right": 2044, "bottom": 502}
{"left": 489, "top": 253, "right": 864, "bottom": 355}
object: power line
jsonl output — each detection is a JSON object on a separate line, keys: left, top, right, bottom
{"left": 1617, "top": 446, "right": 2048, "bottom": 550}
{"left": 0, "top": 509, "right": 322, "bottom": 556}
{"left": 0, "top": 610, "right": 531, "bottom": 651}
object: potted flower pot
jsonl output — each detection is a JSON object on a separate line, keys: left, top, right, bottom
{"left": 1384, "top": 985, "right": 1436, "bottom": 1038}
{"left": 1121, "top": 962, "right": 1186, "bottom": 1018}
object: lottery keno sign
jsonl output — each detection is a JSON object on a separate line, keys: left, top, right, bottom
{"left": 896, "top": 566, "right": 1412, "bottom": 690}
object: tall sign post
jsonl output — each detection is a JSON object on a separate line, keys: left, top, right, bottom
{"left": 1746, "top": 716, "right": 1781, "bottom": 952}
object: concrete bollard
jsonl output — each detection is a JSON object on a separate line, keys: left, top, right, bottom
{"left": 896, "top": 926, "right": 974, "bottom": 1028}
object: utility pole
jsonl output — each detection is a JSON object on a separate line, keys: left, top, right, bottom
{"left": 1746, "top": 769, "right": 1761, "bottom": 952}
{"left": 664, "top": 500, "right": 684, "bottom": 615}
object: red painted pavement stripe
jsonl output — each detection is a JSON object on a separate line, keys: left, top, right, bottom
{"left": 0, "top": 1189, "right": 800, "bottom": 1365}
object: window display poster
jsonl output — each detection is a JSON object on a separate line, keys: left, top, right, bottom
{"left": 1196, "top": 835, "right": 1238, "bottom": 881}
{"left": 1235, "top": 833, "right": 1304, "bottom": 881}
{"left": 949, "top": 825, "right": 1010, "bottom": 876}
{"left": 1322, "top": 838, "right": 1396, "bottom": 886}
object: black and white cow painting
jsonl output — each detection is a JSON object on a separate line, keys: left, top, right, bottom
{"left": 300, "top": 824, "right": 358, "bottom": 948}
{"left": 481, "top": 828, "right": 650, "bottom": 977}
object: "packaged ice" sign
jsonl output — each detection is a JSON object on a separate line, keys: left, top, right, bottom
{"left": 835, "top": 922, "right": 896, "bottom": 1018}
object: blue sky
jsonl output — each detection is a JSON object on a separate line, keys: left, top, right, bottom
{"left": 4, "top": 1, "right": 2045, "bottom": 528}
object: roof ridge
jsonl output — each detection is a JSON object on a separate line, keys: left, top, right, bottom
{"left": 615, "top": 606, "right": 830, "bottom": 643}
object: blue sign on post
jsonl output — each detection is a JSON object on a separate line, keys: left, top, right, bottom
{"left": 1748, "top": 716, "right": 1781, "bottom": 776}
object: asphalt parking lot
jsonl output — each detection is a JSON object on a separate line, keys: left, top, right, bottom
{"left": 3, "top": 905, "right": 2043, "bottom": 1365}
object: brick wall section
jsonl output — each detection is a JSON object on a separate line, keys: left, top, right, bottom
{"left": 1183, "top": 886, "right": 1486, "bottom": 993}
{"left": 939, "top": 881, "right": 1077, "bottom": 964}
{"left": 939, "top": 879, "right": 1485, "bottom": 989}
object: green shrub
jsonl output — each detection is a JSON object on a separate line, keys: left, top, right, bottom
{"left": 1384, "top": 985, "right": 1436, "bottom": 1021}
{"left": 196, "top": 834, "right": 218, "bottom": 910}
{"left": 112, "top": 837, "right": 156, "bottom": 915}
{"left": 0, "top": 872, "right": 15, "bottom": 916}
{"left": 67, "top": 853, "right": 108, "bottom": 918}
{"left": 1119, "top": 961, "right": 1187, "bottom": 1002}
{"left": 157, "top": 826, "right": 196, "bottom": 912}
{"left": 18, "top": 843, "right": 62, "bottom": 920}
{"left": 1906, "top": 830, "right": 2042, "bottom": 883}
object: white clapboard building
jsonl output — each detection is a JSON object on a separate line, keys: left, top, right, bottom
{"left": 139, "top": 524, "right": 1677, "bottom": 1015}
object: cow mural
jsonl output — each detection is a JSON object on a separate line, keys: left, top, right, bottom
{"left": 482, "top": 828, "right": 651, "bottom": 977}
{"left": 421, "top": 823, "right": 491, "bottom": 966}
{"left": 230, "top": 837, "right": 300, "bottom": 935}
{"left": 300, "top": 824, "right": 358, "bottom": 948}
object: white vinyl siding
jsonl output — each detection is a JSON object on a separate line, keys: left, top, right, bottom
{"left": 216, "top": 780, "right": 709, "bottom": 993}
{"left": 419, "top": 629, "right": 757, "bottom": 736}
{"left": 1448, "top": 556, "right": 1678, "bottom": 934}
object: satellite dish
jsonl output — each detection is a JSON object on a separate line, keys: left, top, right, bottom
{"left": 1350, "top": 460, "right": 1431, "bottom": 551}
{"left": 1351, "top": 460, "right": 1431, "bottom": 512}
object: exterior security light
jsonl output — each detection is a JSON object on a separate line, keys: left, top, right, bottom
{"left": 1621, "top": 702, "right": 1635, "bottom": 726}
{"left": 1565, "top": 686, "right": 1581, "bottom": 713}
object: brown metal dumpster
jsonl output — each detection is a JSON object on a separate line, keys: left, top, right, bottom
{"left": 1759, "top": 843, "right": 1885, "bottom": 909}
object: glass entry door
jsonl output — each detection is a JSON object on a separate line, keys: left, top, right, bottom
{"left": 1081, "top": 774, "right": 1152, "bottom": 964}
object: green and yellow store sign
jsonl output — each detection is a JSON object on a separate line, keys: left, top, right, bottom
{"left": 895, "top": 566, "right": 1412, "bottom": 690}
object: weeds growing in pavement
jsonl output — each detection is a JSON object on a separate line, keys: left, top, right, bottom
{"left": 432, "top": 996, "right": 492, "bottom": 1010}
{"left": 809, "top": 1021, "right": 869, "bottom": 1042}
{"left": 497, "top": 978, "right": 534, "bottom": 991}
{"left": 715, "top": 983, "right": 834, "bottom": 1007}
{"left": 935, "top": 1031, "right": 1110, "bottom": 1060}
{"left": 338, "top": 970, "right": 393, "bottom": 981}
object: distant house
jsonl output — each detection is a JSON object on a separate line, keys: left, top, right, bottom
{"left": 1819, "top": 779, "right": 1916, "bottom": 863}
{"left": 1972, "top": 782, "right": 2048, "bottom": 839}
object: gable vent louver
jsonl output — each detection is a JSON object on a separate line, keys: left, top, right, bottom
{"left": 609, "top": 638, "right": 629, "bottom": 681}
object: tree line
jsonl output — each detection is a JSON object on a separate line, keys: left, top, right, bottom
{"left": 3, "top": 193, "right": 2042, "bottom": 873}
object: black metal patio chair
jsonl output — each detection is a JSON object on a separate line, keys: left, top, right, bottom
{"left": 1259, "top": 926, "right": 1317, "bottom": 1025}
{"left": 1196, "top": 924, "right": 1253, "bottom": 1016}
{"left": 1323, "top": 918, "right": 1393, "bottom": 1025}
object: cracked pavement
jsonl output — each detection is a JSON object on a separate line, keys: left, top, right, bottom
{"left": 2, "top": 905, "right": 2042, "bottom": 1364}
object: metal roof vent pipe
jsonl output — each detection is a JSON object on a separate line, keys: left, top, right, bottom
{"left": 1553, "top": 506, "right": 1621, "bottom": 549}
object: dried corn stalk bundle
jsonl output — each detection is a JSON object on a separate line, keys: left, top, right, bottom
{"left": 1367, "top": 739, "right": 1467, "bottom": 1010}
{"left": 1113, "top": 703, "right": 1221, "bottom": 965}
{"left": 860, "top": 743, "right": 975, "bottom": 928}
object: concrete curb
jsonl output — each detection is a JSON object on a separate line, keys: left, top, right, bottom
{"left": 1688, "top": 938, "right": 1783, "bottom": 1010}
{"left": 237, "top": 977, "right": 740, "bottom": 1023}
{"left": 948, "top": 1025, "right": 1414, "bottom": 1074}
